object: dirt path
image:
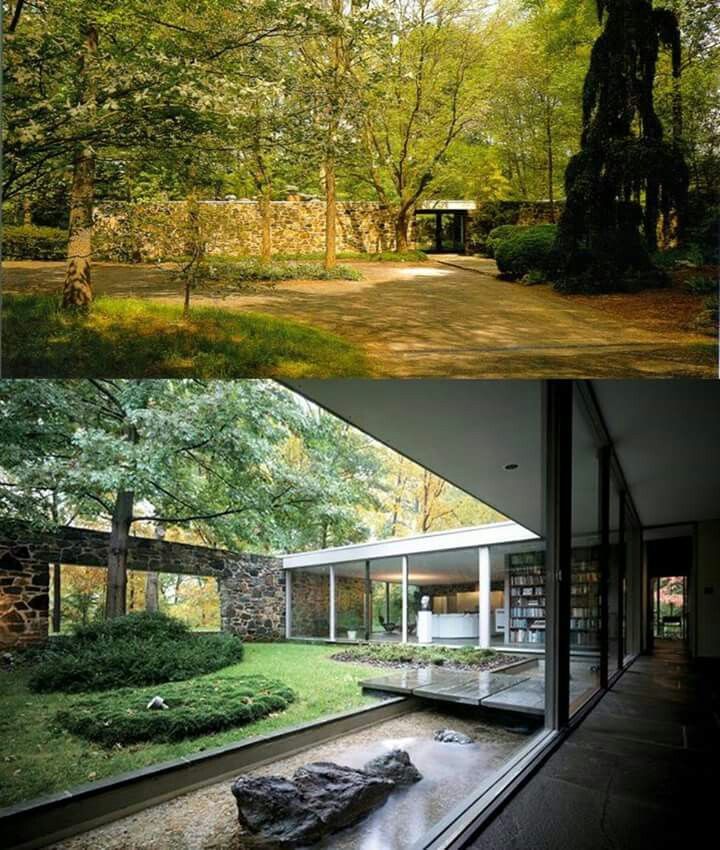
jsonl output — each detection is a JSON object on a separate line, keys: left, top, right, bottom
{"left": 4, "top": 258, "right": 716, "bottom": 378}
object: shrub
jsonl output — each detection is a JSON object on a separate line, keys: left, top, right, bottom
{"left": 3, "top": 225, "right": 67, "bottom": 260}
{"left": 684, "top": 274, "right": 717, "bottom": 295}
{"left": 332, "top": 643, "right": 497, "bottom": 668}
{"left": 28, "top": 612, "right": 244, "bottom": 693}
{"left": 199, "top": 257, "right": 362, "bottom": 285}
{"left": 55, "top": 675, "right": 295, "bottom": 745}
{"left": 653, "top": 243, "right": 705, "bottom": 270}
{"left": 485, "top": 224, "right": 529, "bottom": 258}
{"left": 495, "top": 225, "right": 558, "bottom": 279}
{"left": 368, "top": 250, "right": 428, "bottom": 262}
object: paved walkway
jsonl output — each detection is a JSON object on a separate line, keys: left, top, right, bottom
{"left": 467, "top": 641, "right": 718, "bottom": 849}
{"left": 4, "top": 259, "right": 715, "bottom": 377}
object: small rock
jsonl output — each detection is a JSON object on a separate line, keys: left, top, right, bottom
{"left": 433, "top": 729, "right": 473, "bottom": 745}
{"left": 146, "top": 696, "right": 169, "bottom": 710}
{"left": 363, "top": 748, "right": 423, "bottom": 785}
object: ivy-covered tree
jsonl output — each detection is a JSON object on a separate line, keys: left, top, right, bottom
{"left": 554, "top": 0, "right": 690, "bottom": 291}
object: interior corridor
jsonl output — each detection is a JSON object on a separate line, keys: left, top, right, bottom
{"left": 467, "top": 641, "right": 719, "bottom": 849}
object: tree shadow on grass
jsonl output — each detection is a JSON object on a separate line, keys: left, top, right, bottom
{"left": 1, "top": 295, "right": 371, "bottom": 378}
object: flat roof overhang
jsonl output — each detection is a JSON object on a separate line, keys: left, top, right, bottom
{"left": 282, "top": 520, "right": 538, "bottom": 570}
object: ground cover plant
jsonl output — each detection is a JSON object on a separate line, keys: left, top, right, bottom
{"left": 331, "top": 643, "right": 519, "bottom": 671}
{"left": 55, "top": 675, "right": 295, "bottom": 745}
{"left": 0, "top": 643, "right": 381, "bottom": 806}
{"left": 2, "top": 295, "right": 370, "bottom": 378}
{"left": 27, "top": 612, "right": 245, "bottom": 693}
{"left": 203, "top": 258, "right": 362, "bottom": 283}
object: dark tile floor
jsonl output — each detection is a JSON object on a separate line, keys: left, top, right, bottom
{"left": 466, "top": 641, "right": 719, "bottom": 849}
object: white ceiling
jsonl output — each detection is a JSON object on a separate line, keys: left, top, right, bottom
{"left": 286, "top": 380, "right": 720, "bottom": 531}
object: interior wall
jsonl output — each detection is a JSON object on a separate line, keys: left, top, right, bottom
{"left": 696, "top": 519, "right": 720, "bottom": 658}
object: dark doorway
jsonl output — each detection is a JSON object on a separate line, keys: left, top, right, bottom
{"left": 414, "top": 210, "right": 466, "bottom": 253}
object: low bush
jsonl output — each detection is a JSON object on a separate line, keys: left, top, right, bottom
{"left": 684, "top": 274, "right": 717, "bottom": 295}
{"left": 368, "top": 250, "right": 428, "bottom": 262}
{"left": 484, "top": 224, "right": 529, "bottom": 258}
{"left": 652, "top": 243, "right": 705, "bottom": 270}
{"left": 28, "top": 612, "right": 245, "bottom": 693}
{"left": 3, "top": 225, "right": 67, "bottom": 260}
{"left": 200, "top": 257, "right": 362, "bottom": 284}
{"left": 332, "top": 643, "right": 499, "bottom": 668}
{"left": 55, "top": 675, "right": 295, "bottom": 745}
{"left": 495, "top": 225, "right": 558, "bottom": 279}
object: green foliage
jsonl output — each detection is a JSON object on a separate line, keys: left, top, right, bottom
{"left": 485, "top": 225, "right": 529, "bottom": 258}
{"left": 367, "top": 250, "right": 428, "bottom": 263}
{"left": 495, "top": 225, "right": 558, "bottom": 280}
{"left": 652, "top": 244, "right": 705, "bottom": 269}
{"left": 2, "top": 225, "right": 67, "bottom": 260}
{"left": 201, "top": 257, "right": 362, "bottom": 284}
{"left": 684, "top": 275, "right": 717, "bottom": 295}
{"left": 333, "top": 643, "right": 498, "bottom": 668}
{"left": 55, "top": 675, "right": 295, "bottom": 745}
{"left": 28, "top": 613, "right": 245, "bottom": 693}
{"left": 1, "top": 295, "right": 370, "bottom": 379}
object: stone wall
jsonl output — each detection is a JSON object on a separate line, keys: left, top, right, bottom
{"left": 0, "top": 522, "right": 284, "bottom": 648}
{"left": 335, "top": 575, "right": 366, "bottom": 633}
{"left": 93, "top": 200, "right": 398, "bottom": 262}
{"left": 289, "top": 569, "right": 330, "bottom": 637}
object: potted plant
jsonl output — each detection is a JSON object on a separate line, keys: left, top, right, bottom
{"left": 343, "top": 614, "right": 363, "bottom": 640}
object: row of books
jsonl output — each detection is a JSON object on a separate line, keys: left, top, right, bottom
{"left": 510, "top": 575, "right": 544, "bottom": 586}
{"left": 510, "top": 607, "right": 545, "bottom": 618}
{"left": 511, "top": 618, "right": 546, "bottom": 629}
{"left": 509, "top": 629, "right": 545, "bottom": 644}
{"left": 570, "top": 618, "right": 599, "bottom": 630}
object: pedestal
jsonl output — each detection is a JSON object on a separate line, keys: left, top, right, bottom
{"left": 417, "top": 610, "right": 433, "bottom": 644}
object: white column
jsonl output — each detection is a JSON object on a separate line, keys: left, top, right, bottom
{"left": 401, "top": 555, "right": 409, "bottom": 643}
{"left": 329, "top": 565, "right": 336, "bottom": 641}
{"left": 285, "top": 570, "right": 292, "bottom": 639}
{"left": 478, "top": 546, "right": 491, "bottom": 649}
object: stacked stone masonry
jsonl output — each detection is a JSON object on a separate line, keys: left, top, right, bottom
{"left": 93, "top": 200, "right": 398, "bottom": 262}
{"left": 0, "top": 523, "right": 284, "bottom": 648}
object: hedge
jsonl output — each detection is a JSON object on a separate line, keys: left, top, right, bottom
{"left": 28, "top": 612, "right": 245, "bottom": 693}
{"left": 494, "top": 225, "right": 558, "bottom": 279}
{"left": 55, "top": 675, "right": 295, "bottom": 745}
{"left": 3, "top": 225, "right": 67, "bottom": 260}
{"left": 485, "top": 224, "right": 529, "bottom": 258}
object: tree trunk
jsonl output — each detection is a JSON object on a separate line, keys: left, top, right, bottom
{"left": 546, "top": 106, "right": 555, "bottom": 223}
{"left": 62, "top": 23, "right": 97, "bottom": 309}
{"left": 395, "top": 210, "right": 410, "bottom": 253}
{"left": 106, "top": 490, "right": 133, "bottom": 619}
{"left": 145, "top": 572, "right": 160, "bottom": 612}
{"left": 259, "top": 188, "right": 272, "bottom": 264}
{"left": 22, "top": 195, "right": 32, "bottom": 226}
{"left": 51, "top": 563, "right": 61, "bottom": 633}
{"left": 324, "top": 155, "right": 337, "bottom": 269}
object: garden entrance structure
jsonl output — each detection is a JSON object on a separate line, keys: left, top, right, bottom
{"left": 413, "top": 200, "right": 475, "bottom": 253}
{"left": 0, "top": 522, "right": 284, "bottom": 649}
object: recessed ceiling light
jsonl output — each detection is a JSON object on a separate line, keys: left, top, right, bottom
{"left": 503, "top": 463, "right": 518, "bottom": 471}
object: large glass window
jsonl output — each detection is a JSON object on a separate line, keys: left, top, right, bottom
{"left": 333, "top": 562, "right": 366, "bottom": 640}
{"left": 570, "top": 391, "right": 602, "bottom": 713}
{"left": 289, "top": 566, "right": 330, "bottom": 639}
{"left": 607, "top": 477, "right": 623, "bottom": 676}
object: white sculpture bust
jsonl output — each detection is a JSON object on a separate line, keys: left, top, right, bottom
{"left": 420, "top": 595, "right": 431, "bottom": 610}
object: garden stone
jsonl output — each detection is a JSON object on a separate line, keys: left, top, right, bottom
{"left": 433, "top": 729, "right": 473, "bottom": 744}
{"left": 146, "top": 696, "right": 169, "bottom": 710}
{"left": 231, "top": 751, "right": 420, "bottom": 848}
{"left": 363, "top": 748, "right": 423, "bottom": 784}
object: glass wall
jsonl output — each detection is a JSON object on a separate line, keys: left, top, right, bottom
{"left": 334, "top": 562, "right": 366, "bottom": 640}
{"left": 289, "top": 566, "right": 330, "bottom": 639}
{"left": 625, "top": 508, "right": 643, "bottom": 661}
{"left": 570, "top": 390, "right": 602, "bottom": 713}
{"left": 369, "top": 559, "right": 403, "bottom": 641}
{"left": 607, "top": 476, "right": 623, "bottom": 677}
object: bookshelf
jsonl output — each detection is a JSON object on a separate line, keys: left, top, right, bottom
{"left": 506, "top": 547, "right": 600, "bottom": 647}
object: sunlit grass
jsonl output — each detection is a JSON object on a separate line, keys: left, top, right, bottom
{"left": 2, "top": 294, "right": 370, "bottom": 378}
{"left": 0, "top": 643, "right": 380, "bottom": 807}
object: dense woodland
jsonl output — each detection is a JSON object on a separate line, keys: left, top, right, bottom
{"left": 0, "top": 379, "right": 503, "bottom": 616}
{"left": 3, "top": 0, "right": 719, "bottom": 298}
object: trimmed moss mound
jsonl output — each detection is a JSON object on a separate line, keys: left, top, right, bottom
{"left": 55, "top": 675, "right": 295, "bottom": 745}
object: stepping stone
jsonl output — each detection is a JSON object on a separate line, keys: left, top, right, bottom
{"left": 414, "top": 671, "right": 529, "bottom": 706}
{"left": 481, "top": 677, "right": 546, "bottom": 715}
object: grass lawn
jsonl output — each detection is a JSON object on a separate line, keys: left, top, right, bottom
{"left": 0, "top": 643, "right": 381, "bottom": 807}
{"left": 2, "top": 295, "right": 370, "bottom": 378}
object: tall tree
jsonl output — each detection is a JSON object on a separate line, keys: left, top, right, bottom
{"left": 554, "top": 0, "right": 689, "bottom": 291}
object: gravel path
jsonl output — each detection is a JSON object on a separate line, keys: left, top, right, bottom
{"left": 49, "top": 709, "right": 533, "bottom": 850}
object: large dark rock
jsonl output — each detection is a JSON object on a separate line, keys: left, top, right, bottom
{"left": 231, "top": 750, "right": 421, "bottom": 848}
{"left": 433, "top": 728, "right": 474, "bottom": 744}
{"left": 363, "top": 748, "right": 423, "bottom": 785}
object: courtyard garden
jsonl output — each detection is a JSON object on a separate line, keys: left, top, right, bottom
{"left": 0, "top": 629, "right": 382, "bottom": 807}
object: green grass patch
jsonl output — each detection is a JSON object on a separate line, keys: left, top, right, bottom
{"left": 2, "top": 294, "right": 370, "bottom": 378}
{"left": 55, "top": 675, "right": 295, "bottom": 746}
{"left": 196, "top": 257, "right": 362, "bottom": 282}
{"left": 0, "top": 643, "right": 380, "bottom": 806}
{"left": 28, "top": 613, "right": 245, "bottom": 693}
{"left": 332, "top": 643, "right": 499, "bottom": 668}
